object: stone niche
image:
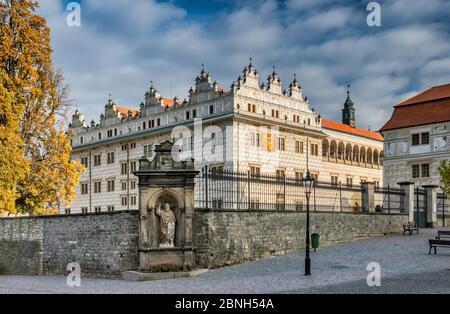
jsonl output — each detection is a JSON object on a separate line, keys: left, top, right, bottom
{"left": 134, "top": 141, "right": 199, "bottom": 271}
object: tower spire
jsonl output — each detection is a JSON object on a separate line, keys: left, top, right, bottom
{"left": 342, "top": 84, "right": 356, "bottom": 128}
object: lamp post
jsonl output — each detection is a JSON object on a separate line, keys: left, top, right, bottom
{"left": 304, "top": 137, "right": 314, "bottom": 276}
{"left": 304, "top": 170, "right": 314, "bottom": 276}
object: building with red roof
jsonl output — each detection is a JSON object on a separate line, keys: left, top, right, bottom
{"left": 381, "top": 83, "right": 450, "bottom": 188}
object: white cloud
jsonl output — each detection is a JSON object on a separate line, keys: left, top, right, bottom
{"left": 36, "top": 0, "right": 450, "bottom": 130}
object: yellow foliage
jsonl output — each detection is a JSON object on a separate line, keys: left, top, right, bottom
{"left": 0, "top": 0, "right": 83, "bottom": 215}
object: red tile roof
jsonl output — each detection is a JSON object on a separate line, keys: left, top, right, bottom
{"left": 396, "top": 83, "right": 450, "bottom": 107}
{"left": 322, "top": 119, "right": 384, "bottom": 141}
{"left": 160, "top": 98, "right": 182, "bottom": 108}
{"left": 117, "top": 107, "right": 140, "bottom": 119}
{"left": 380, "top": 83, "right": 450, "bottom": 132}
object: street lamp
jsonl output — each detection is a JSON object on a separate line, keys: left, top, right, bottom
{"left": 304, "top": 170, "right": 314, "bottom": 276}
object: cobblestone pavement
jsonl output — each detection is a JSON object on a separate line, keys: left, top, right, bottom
{"left": 0, "top": 228, "right": 449, "bottom": 294}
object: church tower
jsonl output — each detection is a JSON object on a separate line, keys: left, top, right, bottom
{"left": 342, "top": 85, "right": 356, "bottom": 128}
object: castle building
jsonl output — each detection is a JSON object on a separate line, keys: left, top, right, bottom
{"left": 67, "top": 62, "right": 383, "bottom": 214}
{"left": 381, "top": 83, "right": 450, "bottom": 188}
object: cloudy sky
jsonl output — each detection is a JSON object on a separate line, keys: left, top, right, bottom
{"left": 37, "top": 0, "right": 450, "bottom": 130}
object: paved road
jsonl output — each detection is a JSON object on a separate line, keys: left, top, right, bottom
{"left": 0, "top": 228, "right": 449, "bottom": 294}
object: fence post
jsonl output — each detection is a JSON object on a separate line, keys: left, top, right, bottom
{"left": 443, "top": 194, "right": 446, "bottom": 227}
{"left": 339, "top": 182, "right": 343, "bottom": 212}
{"left": 247, "top": 171, "right": 251, "bottom": 210}
{"left": 314, "top": 182, "right": 317, "bottom": 212}
{"left": 416, "top": 187, "right": 420, "bottom": 226}
{"left": 399, "top": 182, "right": 414, "bottom": 223}
{"left": 423, "top": 185, "right": 438, "bottom": 228}
{"left": 361, "top": 182, "right": 375, "bottom": 212}
{"left": 387, "top": 184, "right": 391, "bottom": 214}
{"left": 204, "top": 165, "right": 209, "bottom": 210}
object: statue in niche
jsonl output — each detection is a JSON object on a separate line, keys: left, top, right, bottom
{"left": 156, "top": 202, "right": 176, "bottom": 248}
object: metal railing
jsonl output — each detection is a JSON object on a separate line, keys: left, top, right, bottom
{"left": 374, "top": 185, "right": 405, "bottom": 213}
{"left": 437, "top": 193, "right": 449, "bottom": 227}
{"left": 195, "top": 167, "right": 369, "bottom": 212}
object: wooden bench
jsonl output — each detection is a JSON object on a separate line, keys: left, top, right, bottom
{"left": 429, "top": 239, "right": 450, "bottom": 254}
{"left": 403, "top": 223, "right": 419, "bottom": 236}
{"left": 436, "top": 231, "right": 450, "bottom": 240}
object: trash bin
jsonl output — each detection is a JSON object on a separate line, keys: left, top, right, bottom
{"left": 311, "top": 233, "right": 320, "bottom": 252}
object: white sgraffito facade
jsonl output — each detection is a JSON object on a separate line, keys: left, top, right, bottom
{"left": 67, "top": 63, "right": 383, "bottom": 214}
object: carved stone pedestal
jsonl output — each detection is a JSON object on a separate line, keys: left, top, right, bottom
{"left": 134, "top": 141, "right": 199, "bottom": 271}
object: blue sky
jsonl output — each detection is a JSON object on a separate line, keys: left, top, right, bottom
{"left": 38, "top": 0, "right": 450, "bottom": 129}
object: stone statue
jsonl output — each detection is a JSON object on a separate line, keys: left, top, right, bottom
{"left": 156, "top": 202, "right": 176, "bottom": 248}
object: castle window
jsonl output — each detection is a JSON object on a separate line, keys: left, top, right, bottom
{"left": 81, "top": 207, "right": 88, "bottom": 214}
{"left": 311, "top": 143, "right": 319, "bottom": 156}
{"left": 107, "top": 130, "right": 113, "bottom": 138}
{"left": 95, "top": 207, "right": 101, "bottom": 213}
{"left": 157, "top": 118, "right": 161, "bottom": 127}
{"left": 121, "top": 196, "right": 128, "bottom": 207}
{"left": 130, "top": 195, "right": 137, "bottom": 207}
{"left": 412, "top": 134, "right": 420, "bottom": 146}
{"left": 107, "top": 206, "right": 115, "bottom": 212}
{"left": 209, "top": 105, "right": 215, "bottom": 115}
{"left": 81, "top": 183, "right": 88, "bottom": 195}
{"left": 251, "top": 132, "right": 261, "bottom": 147}
{"left": 121, "top": 163, "right": 128, "bottom": 176}
{"left": 276, "top": 169, "right": 286, "bottom": 179}
{"left": 412, "top": 165, "right": 420, "bottom": 178}
{"left": 94, "top": 154, "right": 101, "bottom": 167}
{"left": 80, "top": 137, "right": 84, "bottom": 144}
{"left": 94, "top": 181, "right": 101, "bottom": 194}
{"left": 421, "top": 132, "right": 430, "bottom": 145}
{"left": 107, "top": 180, "right": 115, "bottom": 192}
{"left": 331, "top": 176, "right": 339, "bottom": 186}
{"left": 81, "top": 157, "right": 88, "bottom": 168}
{"left": 193, "top": 109, "right": 197, "bottom": 118}
{"left": 107, "top": 152, "right": 115, "bottom": 164}
{"left": 277, "top": 137, "right": 286, "bottom": 151}
{"left": 347, "top": 177, "right": 353, "bottom": 187}
{"left": 98, "top": 132, "right": 102, "bottom": 140}
{"left": 421, "top": 164, "right": 430, "bottom": 178}
{"left": 250, "top": 165, "right": 261, "bottom": 176}
{"left": 143, "top": 122, "right": 147, "bottom": 130}
{"left": 114, "top": 129, "right": 118, "bottom": 136}
{"left": 295, "top": 141, "right": 304, "bottom": 154}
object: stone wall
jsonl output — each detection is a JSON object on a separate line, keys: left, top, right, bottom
{"left": 194, "top": 210, "right": 408, "bottom": 268}
{"left": 0, "top": 211, "right": 139, "bottom": 277}
{"left": 1, "top": 209, "right": 409, "bottom": 276}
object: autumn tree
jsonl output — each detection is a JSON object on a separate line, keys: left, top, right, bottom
{"left": 0, "top": 70, "right": 28, "bottom": 214}
{"left": 0, "top": 0, "right": 82, "bottom": 215}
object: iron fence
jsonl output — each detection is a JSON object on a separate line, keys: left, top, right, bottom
{"left": 374, "top": 186, "right": 405, "bottom": 213}
{"left": 437, "top": 193, "right": 450, "bottom": 227}
{"left": 195, "top": 167, "right": 391, "bottom": 212}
